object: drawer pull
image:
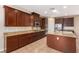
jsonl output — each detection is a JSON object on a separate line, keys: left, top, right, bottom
{"left": 57, "top": 37, "right": 59, "bottom": 40}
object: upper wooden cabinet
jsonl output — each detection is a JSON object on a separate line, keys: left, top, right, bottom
{"left": 31, "top": 12, "right": 40, "bottom": 26}
{"left": 4, "top": 6, "right": 31, "bottom": 26}
{"left": 25, "top": 13, "right": 31, "bottom": 26}
{"left": 4, "top": 6, "right": 17, "bottom": 26}
{"left": 63, "top": 18, "right": 74, "bottom": 26}
{"left": 40, "top": 17, "right": 46, "bottom": 29}
{"left": 55, "top": 18, "right": 63, "bottom": 24}
{"left": 55, "top": 17, "right": 74, "bottom": 26}
{"left": 16, "top": 11, "right": 26, "bottom": 26}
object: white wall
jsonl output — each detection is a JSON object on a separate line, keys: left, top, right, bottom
{"left": 74, "top": 16, "right": 79, "bottom": 35}
{"left": 48, "top": 17, "right": 55, "bottom": 33}
{"left": 0, "top": 5, "right": 4, "bottom": 51}
{"left": 4, "top": 27, "right": 32, "bottom": 32}
{"left": 74, "top": 16, "right": 79, "bottom": 52}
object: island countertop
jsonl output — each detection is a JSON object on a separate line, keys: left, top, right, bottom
{"left": 47, "top": 31, "right": 76, "bottom": 38}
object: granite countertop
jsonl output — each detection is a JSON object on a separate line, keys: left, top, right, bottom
{"left": 48, "top": 31, "right": 76, "bottom": 38}
{"left": 4, "top": 29, "right": 45, "bottom": 37}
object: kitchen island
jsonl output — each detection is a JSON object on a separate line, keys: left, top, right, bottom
{"left": 47, "top": 31, "right": 76, "bottom": 53}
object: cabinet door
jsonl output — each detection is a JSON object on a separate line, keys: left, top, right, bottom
{"left": 18, "top": 34, "right": 26, "bottom": 48}
{"left": 63, "top": 18, "right": 74, "bottom": 26}
{"left": 4, "top": 6, "right": 17, "bottom": 26}
{"left": 25, "top": 13, "right": 31, "bottom": 26}
{"left": 64, "top": 37, "right": 76, "bottom": 53}
{"left": 47, "top": 35, "right": 66, "bottom": 52}
{"left": 18, "top": 34, "right": 33, "bottom": 48}
{"left": 6, "top": 36, "right": 18, "bottom": 53}
{"left": 55, "top": 18, "right": 63, "bottom": 24}
{"left": 31, "top": 12, "right": 40, "bottom": 26}
{"left": 16, "top": 11, "right": 25, "bottom": 26}
{"left": 40, "top": 18, "right": 46, "bottom": 29}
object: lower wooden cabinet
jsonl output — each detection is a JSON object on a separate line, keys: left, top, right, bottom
{"left": 6, "top": 35, "right": 18, "bottom": 53}
{"left": 6, "top": 31, "right": 46, "bottom": 53}
{"left": 47, "top": 34, "right": 76, "bottom": 53}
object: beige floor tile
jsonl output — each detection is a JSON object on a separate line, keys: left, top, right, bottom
{"left": 11, "top": 37, "right": 61, "bottom": 53}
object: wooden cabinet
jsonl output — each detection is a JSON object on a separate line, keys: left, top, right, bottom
{"left": 63, "top": 37, "right": 76, "bottom": 52}
{"left": 63, "top": 18, "right": 74, "bottom": 26}
{"left": 4, "top": 6, "right": 17, "bottom": 26}
{"left": 16, "top": 11, "right": 25, "bottom": 26}
{"left": 18, "top": 34, "right": 33, "bottom": 48}
{"left": 31, "top": 12, "right": 40, "bottom": 26}
{"left": 25, "top": 13, "right": 31, "bottom": 26}
{"left": 55, "top": 17, "right": 74, "bottom": 26}
{"left": 6, "top": 31, "right": 46, "bottom": 53}
{"left": 6, "top": 36, "right": 18, "bottom": 53}
{"left": 55, "top": 18, "right": 63, "bottom": 24}
{"left": 40, "top": 17, "right": 46, "bottom": 29}
{"left": 47, "top": 34, "right": 76, "bottom": 53}
{"left": 4, "top": 6, "right": 31, "bottom": 26}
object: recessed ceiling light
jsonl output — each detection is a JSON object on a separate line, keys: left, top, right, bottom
{"left": 52, "top": 9, "right": 57, "bottom": 13}
{"left": 44, "top": 11, "right": 47, "bottom": 14}
{"left": 50, "top": 8, "right": 58, "bottom": 13}
{"left": 63, "top": 6, "right": 67, "bottom": 8}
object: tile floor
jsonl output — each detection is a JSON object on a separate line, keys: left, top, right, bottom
{"left": 11, "top": 37, "right": 61, "bottom": 53}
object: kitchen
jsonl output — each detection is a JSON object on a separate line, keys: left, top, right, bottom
{"left": 0, "top": 5, "right": 79, "bottom": 53}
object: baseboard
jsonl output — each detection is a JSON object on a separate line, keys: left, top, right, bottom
{"left": 0, "top": 49, "right": 5, "bottom": 53}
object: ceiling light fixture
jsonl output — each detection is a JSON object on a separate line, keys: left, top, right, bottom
{"left": 52, "top": 9, "right": 57, "bottom": 13}
{"left": 63, "top": 6, "right": 67, "bottom": 8}
{"left": 50, "top": 8, "right": 58, "bottom": 13}
{"left": 44, "top": 11, "right": 47, "bottom": 14}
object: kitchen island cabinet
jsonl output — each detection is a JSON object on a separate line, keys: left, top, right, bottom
{"left": 47, "top": 34, "right": 76, "bottom": 53}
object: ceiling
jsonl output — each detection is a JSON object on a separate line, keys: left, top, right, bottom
{"left": 16, "top": 5, "right": 79, "bottom": 17}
